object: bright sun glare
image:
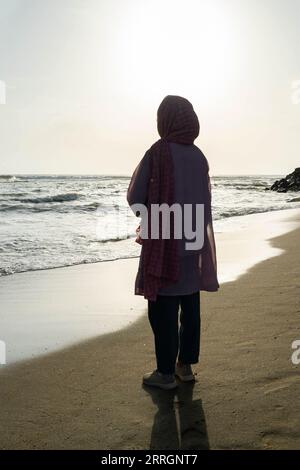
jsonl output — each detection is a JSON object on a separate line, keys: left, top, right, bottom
{"left": 112, "top": 0, "right": 237, "bottom": 104}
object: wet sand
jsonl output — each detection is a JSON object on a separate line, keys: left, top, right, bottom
{"left": 0, "top": 213, "right": 300, "bottom": 449}
{"left": 1, "top": 208, "right": 299, "bottom": 365}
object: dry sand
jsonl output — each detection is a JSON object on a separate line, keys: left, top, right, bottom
{"left": 0, "top": 215, "right": 299, "bottom": 449}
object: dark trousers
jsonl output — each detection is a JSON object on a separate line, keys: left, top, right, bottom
{"left": 148, "top": 292, "right": 201, "bottom": 375}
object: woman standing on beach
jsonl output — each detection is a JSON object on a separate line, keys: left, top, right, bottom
{"left": 127, "top": 95, "right": 219, "bottom": 390}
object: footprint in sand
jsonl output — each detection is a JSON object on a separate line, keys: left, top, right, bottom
{"left": 235, "top": 340, "right": 256, "bottom": 353}
{"left": 237, "top": 341, "right": 256, "bottom": 347}
{"left": 261, "top": 428, "right": 300, "bottom": 449}
{"left": 261, "top": 373, "right": 300, "bottom": 395}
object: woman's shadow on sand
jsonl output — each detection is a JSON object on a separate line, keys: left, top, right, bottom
{"left": 143, "top": 382, "right": 209, "bottom": 450}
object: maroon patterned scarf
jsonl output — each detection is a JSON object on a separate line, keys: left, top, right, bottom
{"left": 141, "top": 95, "right": 200, "bottom": 301}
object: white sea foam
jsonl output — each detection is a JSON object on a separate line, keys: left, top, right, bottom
{"left": 0, "top": 174, "right": 299, "bottom": 277}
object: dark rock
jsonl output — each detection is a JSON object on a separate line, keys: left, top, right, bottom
{"left": 269, "top": 168, "right": 300, "bottom": 192}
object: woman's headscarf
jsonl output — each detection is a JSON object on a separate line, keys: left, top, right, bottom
{"left": 157, "top": 95, "right": 200, "bottom": 143}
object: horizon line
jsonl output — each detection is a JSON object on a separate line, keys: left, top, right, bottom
{"left": 0, "top": 172, "right": 286, "bottom": 178}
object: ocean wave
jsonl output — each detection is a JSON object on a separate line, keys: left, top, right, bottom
{"left": 0, "top": 175, "right": 22, "bottom": 183}
{"left": 288, "top": 197, "right": 300, "bottom": 202}
{"left": 213, "top": 182, "right": 268, "bottom": 190}
{"left": 0, "top": 192, "right": 27, "bottom": 198}
{"left": 0, "top": 200, "right": 103, "bottom": 213}
{"left": 1, "top": 174, "right": 299, "bottom": 279}
{"left": 0, "top": 252, "right": 139, "bottom": 277}
{"left": 18, "top": 193, "right": 80, "bottom": 204}
{"left": 216, "top": 205, "right": 297, "bottom": 220}
{"left": 0, "top": 204, "right": 26, "bottom": 212}
{"left": 91, "top": 233, "right": 134, "bottom": 243}
{"left": 234, "top": 185, "right": 268, "bottom": 190}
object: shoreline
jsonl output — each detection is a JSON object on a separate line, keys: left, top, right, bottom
{"left": 0, "top": 207, "right": 300, "bottom": 366}
{"left": 0, "top": 212, "right": 299, "bottom": 449}
{"left": 1, "top": 206, "right": 299, "bottom": 280}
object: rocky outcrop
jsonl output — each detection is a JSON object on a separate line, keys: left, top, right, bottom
{"left": 269, "top": 168, "right": 300, "bottom": 192}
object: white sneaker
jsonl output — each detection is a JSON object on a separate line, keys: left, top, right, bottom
{"left": 143, "top": 370, "right": 178, "bottom": 390}
{"left": 175, "top": 363, "right": 195, "bottom": 382}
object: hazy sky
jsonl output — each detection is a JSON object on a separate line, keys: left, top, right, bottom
{"left": 0, "top": 0, "right": 299, "bottom": 175}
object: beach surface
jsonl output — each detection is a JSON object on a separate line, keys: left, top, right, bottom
{"left": 0, "top": 209, "right": 300, "bottom": 449}
{"left": 0, "top": 208, "right": 299, "bottom": 365}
